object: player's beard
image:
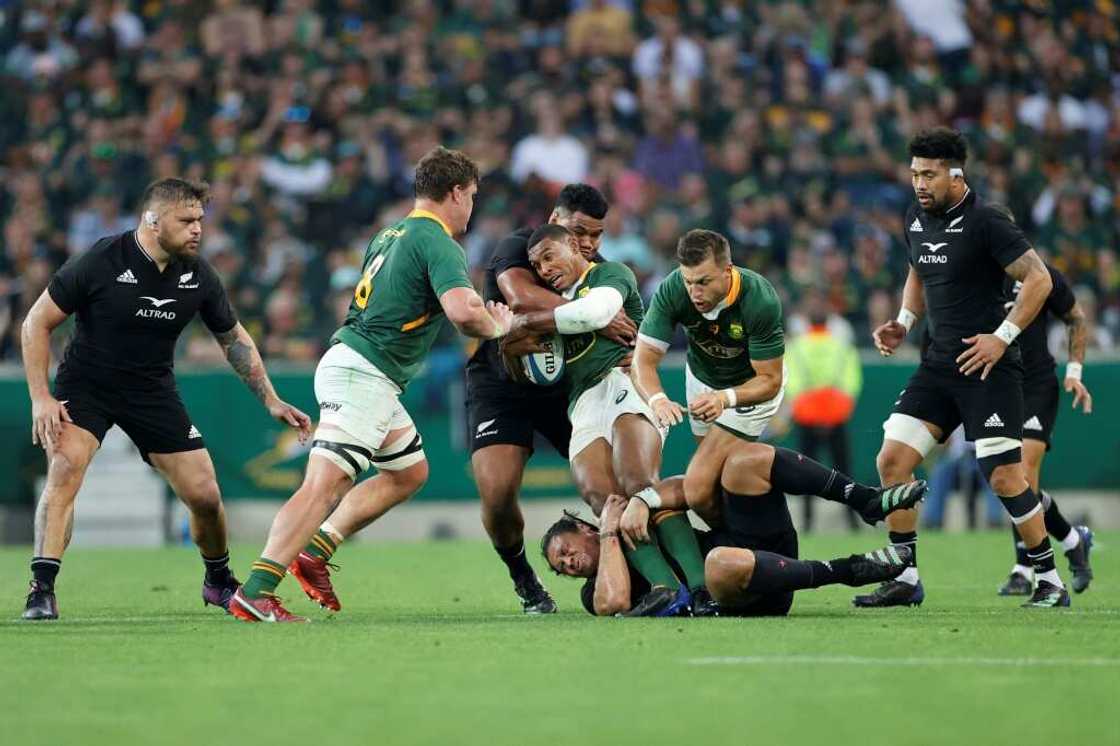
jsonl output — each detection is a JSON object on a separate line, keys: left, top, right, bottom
{"left": 164, "top": 238, "right": 201, "bottom": 265}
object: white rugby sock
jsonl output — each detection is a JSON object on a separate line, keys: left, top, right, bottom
{"left": 896, "top": 566, "right": 920, "bottom": 586}
{"left": 1060, "top": 529, "right": 1080, "bottom": 552}
{"left": 1036, "top": 569, "right": 1063, "bottom": 589}
{"left": 1012, "top": 564, "right": 1033, "bottom": 579}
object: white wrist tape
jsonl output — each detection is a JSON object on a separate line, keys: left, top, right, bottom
{"left": 993, "top": 319, "right": 1022, "bottom": 345}
{"left": 1065, "top": 362, "right": 1083, "bottom": 381}
{"left": 896, "top": 308, "right": 918, "bottom": 333}
{"left": 722, "top": 389, "right": 737, "bottom": 407}
{"left": 648, "top": 392, "right": 668, "bottom": 405}
{"left": 634, "top": 487, "right": 662, "bottom": 510}
{"left": 554, "top": 286, "right": 623, "bottom": 334}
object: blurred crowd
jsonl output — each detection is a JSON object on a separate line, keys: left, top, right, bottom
{"left": 1, "top": 0, "right": 1119, "bottom": 366}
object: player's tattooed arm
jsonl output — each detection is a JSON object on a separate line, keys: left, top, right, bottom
{"left": 1062, "top": 302, "right": 1088, "bottom": 365}
{"left": 1062, "top": 301, "right": 1093, "bottom": 413}
{"left": 1001, "top": 249, "right": 1052, "bottom": 331}
{"left": 213, "top": 323, "right": 276, "bottom": 405}
{"left": 213, "top": 323, "right": 313, "bottom": 440}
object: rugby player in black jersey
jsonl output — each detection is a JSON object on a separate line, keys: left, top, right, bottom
{"left": 858, "top": 128, "right": 1070, "bottom": 608}
{"left": 20, "top": 179, "right": 311, "bottom": 620}
{"left": 986, "top": 207, "right": 1094, "bottom": 597}
{"left": 465, "top": 184, "right": 636, "bottom": 614}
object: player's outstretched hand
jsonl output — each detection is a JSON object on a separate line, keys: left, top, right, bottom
{"left": 958, "top": 333, "right": 1007, "bottom": 380}
{"left": 872, "top": 320, "right": 907, "bottom": 356}
{"left": 651, "top": 396, "right": 686, "bottom": 428}
{"left": 269, "top": 398, "right": 312, "bottom": 444}
{"left": 620, "top": 496, "right": 651, "bottom": 550}
{"left": 31, "top": 395, "right": 71, "bottom": 450}
{"left": 600, "top": 309, "right": 637, "bottom": 347}
{"left": 689, "top": 391, "right": 726, "bottom": 424}
{"left": 1065, "top": 377, "right": 1093, "bottom": 414}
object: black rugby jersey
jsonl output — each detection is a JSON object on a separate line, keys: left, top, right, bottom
{"left": 1003, "top": 263, "right": 1076, "bottom": 383}
{"left": 903, "top": 190, "right": 1030, "bottom": 367}
{"left": 48, "top": 231, "right": 237, "bottom": 390}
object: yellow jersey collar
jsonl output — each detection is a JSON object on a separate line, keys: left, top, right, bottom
{"left": 407, "top": 209, "right": 452, "bottom": 236}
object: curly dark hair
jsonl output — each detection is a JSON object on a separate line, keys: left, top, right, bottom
{"left": 555, "top": 183, "right": 608, "bottom": 220}
{"left": 539, "top": 510, "right": 598, "bottom": 574}
{"left": 908, "top": 127, "right": 968, "bottom": 168}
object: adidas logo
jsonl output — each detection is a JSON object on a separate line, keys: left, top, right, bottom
{"left": 188, "top": 425, "right": 202, "bottom": 439}
{"left": 1024, "top": 416, "right": 1043, "bottom": 431}
{"left": 116, "top": 269, "right": 138, "bottom": 284}
{"left": 909, "top": 218, "right": 922, "bottom": 232}
{"left": 984, "top": 413, "right": 1004, "bottom": 428}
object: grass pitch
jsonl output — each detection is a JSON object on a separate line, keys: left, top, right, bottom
{"left": 1, "top": 531, "right": 1116, "bottom": 746}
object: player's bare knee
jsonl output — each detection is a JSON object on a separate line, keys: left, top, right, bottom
{"left": 705, "top": 548, "right": 753, "bottom": 604}
{"left": 394, "top": 459, "right": 429, "bottom": 498}
{"left": 182, "top": 478, "right": 222, "bottom": 516}
{"left": 876, "top": 447, "right": 912, "bottom": 486}
{"left": 987, "top": 464, "right": 1024, "bottom": 497}
{"left": 45, "top": 450, "right": 87, "bottom": 490}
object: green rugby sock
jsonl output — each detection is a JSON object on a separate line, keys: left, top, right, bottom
{"left": 242, "top": 558, "right": 287, "bottom": 599}
{"left": 653, "top": 511, "right": 707, "bottom": 591}
{"left": 623, "top": 542, "right": 680, "bottom": 589}
{"left": 304, "top": 528, "right": 340, "bottom": 561}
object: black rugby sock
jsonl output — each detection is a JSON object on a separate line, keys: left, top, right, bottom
{"left": 31, "top": 557, "right": 61, "bottom": 589}
{"left": 769, "top": 448, "right": 877, "bottom": 508}
{"left": 202, "top": 552, "right": 234, "bottom": 584}
{"left": 1041, "top": 492, "right": 1075, "bottom": 545}
{"left": 495, "top": 540, "right": 535, "bottom": 582}
{"left": 747, "top": 551, "right": 852, "bottom": 593}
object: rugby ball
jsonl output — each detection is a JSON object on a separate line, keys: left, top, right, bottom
{"left": 521, "top": 335, "right": 565, "bottom": 386}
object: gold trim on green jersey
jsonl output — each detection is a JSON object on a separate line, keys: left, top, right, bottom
{"left": 407, "top": 209, "right": 452, "bottom": 236}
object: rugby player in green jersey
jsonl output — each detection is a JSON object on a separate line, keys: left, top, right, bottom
{"left": 633, "top": 230, "right": 926, "bottom": 532}
{"left": 503, "top": 224, "right": 715, "bottom": 616}
{"left": 230, "top": 147, "right": 514, "bottom": 622}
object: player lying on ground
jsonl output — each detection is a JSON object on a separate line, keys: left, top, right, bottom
{"left": 543, "top": 480, "right": 911, "bottom": 618}
{"left": 632, "top": 229, "right": 926, "bottom": 530}
{"left": 988, "top": 220, "right": 1094, "bottom": 595}
{"left": 21, "top": 178, "right": 311, "bottom": 621}
{"left": 230, "top": 147, "right": 513, "bottom": 622}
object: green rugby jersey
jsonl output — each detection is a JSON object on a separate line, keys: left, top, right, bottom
{"left": 332, "top": 210, "right": 472, "bottom": 389}
{"left": 561, "top": 261, "right": 644, "bottom": 411}
{"left": 638, "top": 266, "right": 784, "bottom": 389}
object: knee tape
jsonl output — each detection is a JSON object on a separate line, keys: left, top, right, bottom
{"left": 371, "top": 429, "right": 425, "bottom": 472}
{"left": 882, "top": 414, "right": 938, "bottom": 458}
{"left": 310, "top": 439, "right": 372, "bottom": 480}
{"left": 1000, "top": 489, "right": 1042, "bottom": 525}
{"left": 977, "top": 437, "right": 1022, "bottom": 481}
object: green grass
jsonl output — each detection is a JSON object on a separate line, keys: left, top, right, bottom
{"left": 1, "top": 531, "right": 1116, "bottom": 746}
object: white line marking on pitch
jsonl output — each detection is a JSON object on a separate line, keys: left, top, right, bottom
{"left": 687, "top": 656, "right": 1120, "bottom": 667}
